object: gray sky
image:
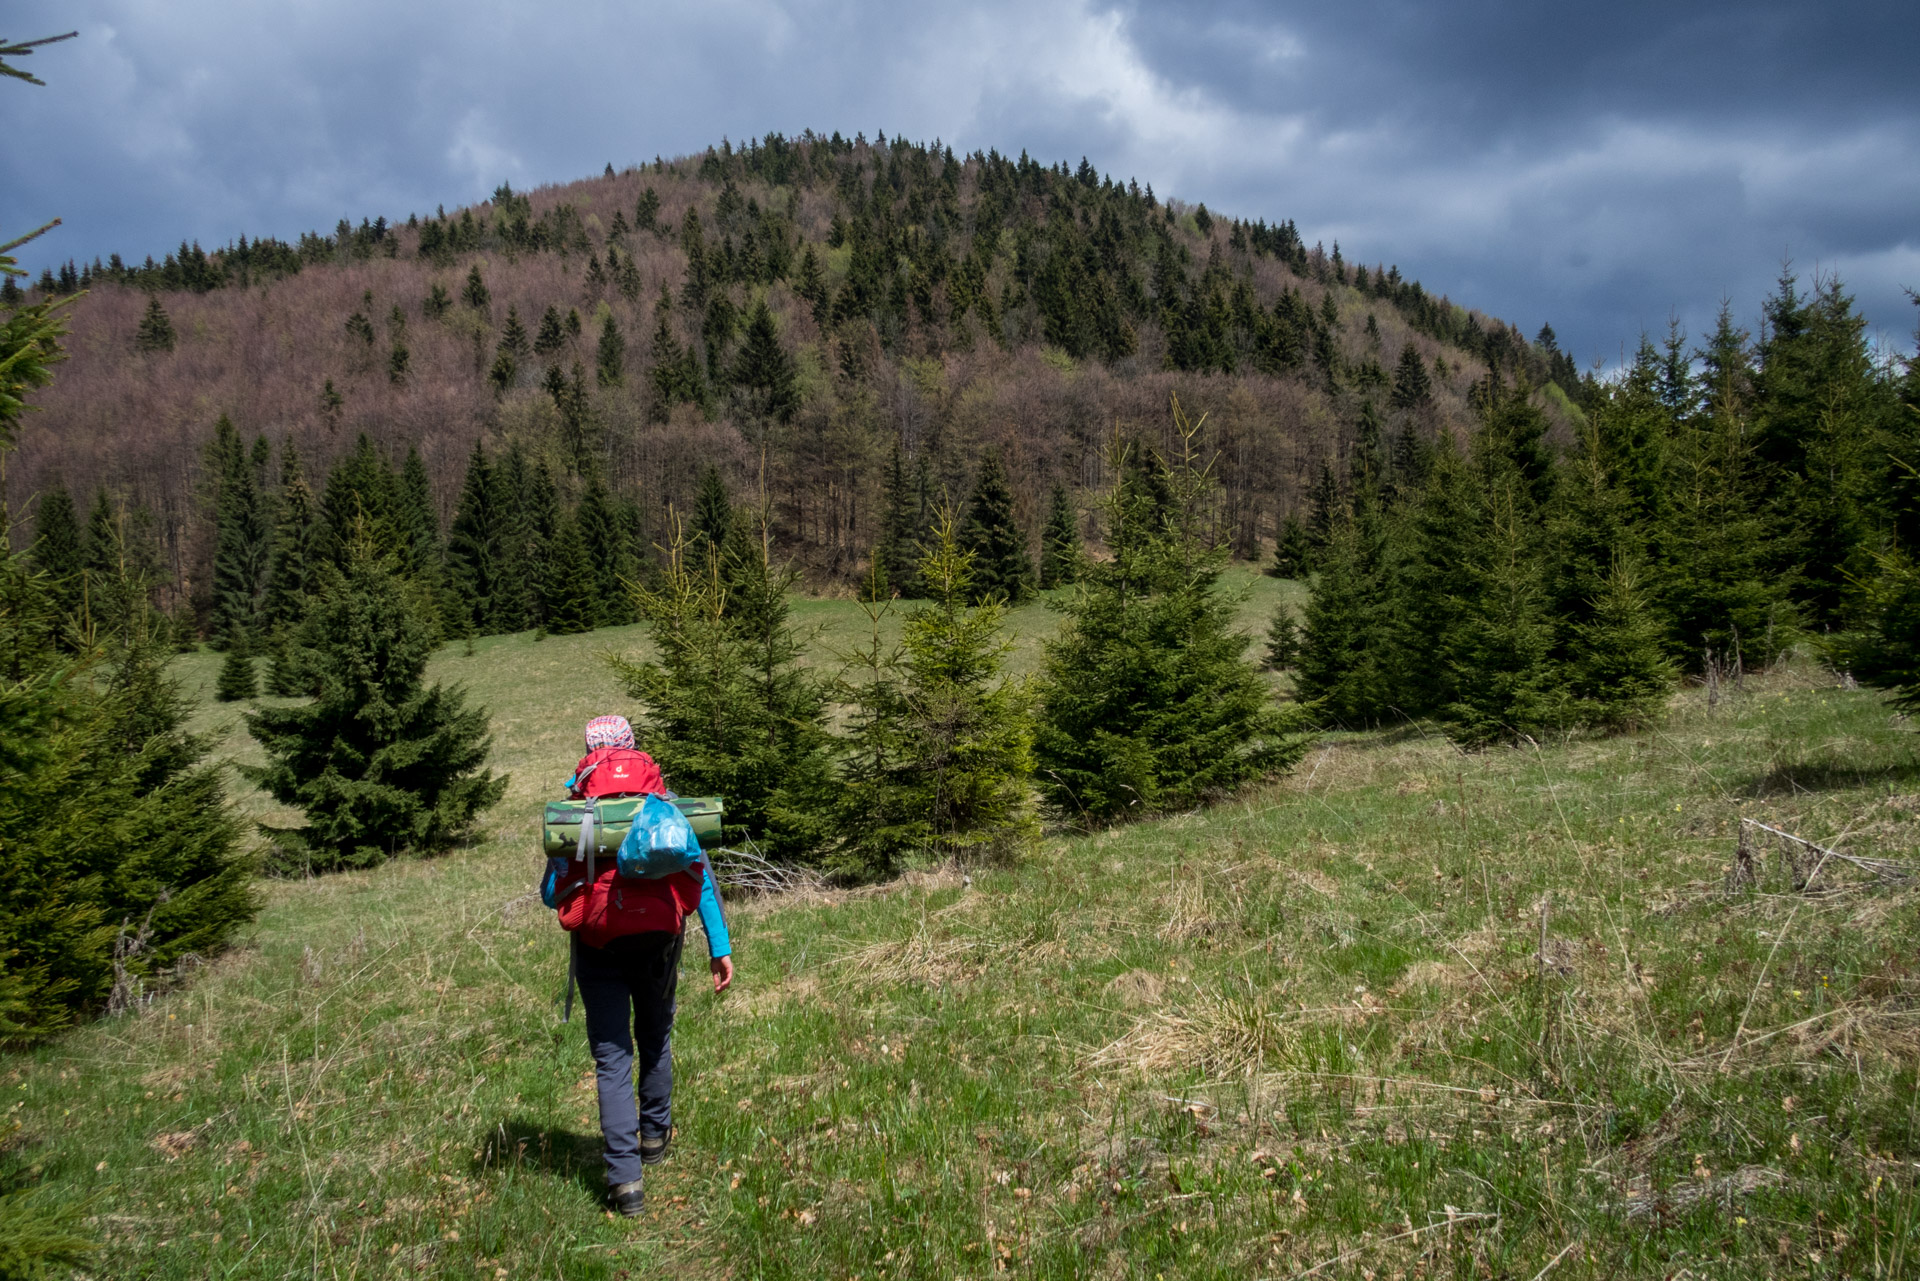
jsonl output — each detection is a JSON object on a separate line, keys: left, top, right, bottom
{"left": 6, "top": 0, "right": 1916, "bottom": 367}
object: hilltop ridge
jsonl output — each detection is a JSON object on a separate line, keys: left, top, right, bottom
{"left": 7, "top": 132, "right": 1588, "bottom": 612}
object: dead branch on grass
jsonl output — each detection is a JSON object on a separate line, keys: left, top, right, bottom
{"left": 1727, "top": 818, "right": 1916, "bottom": 896}
{"left": 710, "top": 841, "right": 827, "bottom": 896}
{"left": 1618, "top": 1164, "right": 1784, "bottom": 1219}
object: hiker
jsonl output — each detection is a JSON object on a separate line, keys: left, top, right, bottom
{"left": 557, "top": 715, "right": 732, "bottom": 1217}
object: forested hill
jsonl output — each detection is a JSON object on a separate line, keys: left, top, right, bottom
{"left": 5, "top": 131, "right": 1587, "bottom": 621}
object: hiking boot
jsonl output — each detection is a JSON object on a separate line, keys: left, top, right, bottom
{"left": 609, "top": 1180, "right": 645, "bottom": 1217}
{"left": 639, "top": 1128, "right": 673, "bottom": 1166}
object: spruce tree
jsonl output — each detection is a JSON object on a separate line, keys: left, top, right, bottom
{"left": 81, "top": 486, "right": 129, "bottom": 638}
{"left": 533, "top": 305, "right": 565, "bottom": 356}
{"left": 1390, "top": 343, "right": 1431, "bottom": 409}
{"left": 29, "top": 481, "right": 83, "bottom": 630}
{"left": 462, "top": 264, "right": 490, "bottom": 312}
{"left": 244, "top": 539, "right": 506, "bottom": 871}
{"left": 1655, "top": 305, "right": 1781, "bottom": 664}
{"left": 596, "top": 312, "right": 625, "bottom": 387}
{"left": 395, "top": 447, "right": 445, "bottom": 637}
{"left": 1035, "top": 423, "right": 1308, "bottom": 821}
{"left": 869, "top": 442, "right": 921, "bottom": 599}
{"left": 1264, "top": 607, "right": 1301, "bottom": 671}
{"left": 207, "top": 417, "right": 270, "bottom": 648}
{"left": 1294, "top": 511, "right": 1391, "bottom": 726}
{"left": 1269, "top": 513, "right": 1312, "bottom": 579}
{"left": 797, "top": 244, "right": 830, "bottom": 326}
{"left": 443, "top": 442, "right": 502, "bottom": 636}
{"left": 1439, "top": 473, "right": 1562, "bottom": 747}
{"left": 497, "top": 447, "right": 548, "bottom": 632}
{"left": 0, "top": 550, "right": 254, "bottom": 1042}
{"left": 609, "top": 529, "right": 835, "bottom": 862}
{"left": 319, "top": 433, "right": 397, "bottom": 565}
{"left": 576, "top": 474, "right": 637, "bottom": 625}
{"left": 541, "top": 508, "right": 599, "bottom": 635}
{"left": 1304, "top": 461, "right": 1341, "bottom": 568}
{"left": 1566, "top": 558, "right": 1675, "bottom": 731}
{"left": 959, "top": 451, "right": 1033, "bottom": 605}
{"left": 134, "top": 296, "right": 175, "bottom": 353}
{"left": 834, "top": 513, "right": 1038, "bottom": 877}
{"left": 214, "top": 632, "right": 258, "bottom": 701}
{"left": 1038, "top": 482, "right": 1079, "bottom": 589}
{"left": 501, "top": 306, "right": 529, "bottom": 358}
{"left": 730, "top": 299, "right": 799, "bottom": 430}
{"left": 691, "top": 465, "right": 733, "bottom": 567}
{"left": 262, "top": 441, "right": 318, "bottom": 633}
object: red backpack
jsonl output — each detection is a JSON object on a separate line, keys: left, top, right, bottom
{"left": 557, "top": 864, "right": 703, "bottom": 948}
{"left": 571, "top": 747, "right": 665, "bottom": 799}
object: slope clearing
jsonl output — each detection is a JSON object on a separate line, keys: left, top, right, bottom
{"left": 6, "top": 577, "right": 1919, "bottom": 1279}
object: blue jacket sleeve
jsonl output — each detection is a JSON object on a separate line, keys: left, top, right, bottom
{"left": 694, "top": 858, "right": 731, "bottom": 959}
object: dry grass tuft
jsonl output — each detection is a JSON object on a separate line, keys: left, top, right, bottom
{"left": 1105, "top": 969, "right": 1167, "bottom": 1009}
{"left": 1087, "top": 991, "right": 1293, "bottom": 1077}
{"left": 827, "top": 927, "right": 995, "bottom": 994}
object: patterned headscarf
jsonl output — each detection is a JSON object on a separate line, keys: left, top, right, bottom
{"left": 584, "top": 714, "right": 636, "bottom": 752}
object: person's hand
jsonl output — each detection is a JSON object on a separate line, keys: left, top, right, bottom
{"left": 711, "top": 956, "right": 734, "bottom": 994}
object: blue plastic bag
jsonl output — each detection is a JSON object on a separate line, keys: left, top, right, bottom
{"left": 616, "top": 793, "right": 701, "bottom": 880}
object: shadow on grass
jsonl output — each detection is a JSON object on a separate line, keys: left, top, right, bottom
{"left": 472, "top": 1118, "right": 604, "bottom": 1197}
{"left": 1738, "top": 752, "right": 1920, "bottom": 797}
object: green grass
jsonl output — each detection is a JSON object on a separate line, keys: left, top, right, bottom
{"left": 8, "top": 579, "right": 1920, "bottom": 1279}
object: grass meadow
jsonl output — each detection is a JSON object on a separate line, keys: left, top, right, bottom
{"left": 7, "top": 569, "right": 1920, "bottom": 1279}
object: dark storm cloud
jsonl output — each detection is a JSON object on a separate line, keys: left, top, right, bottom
{"left": 3, "top": 0, "right": 1915, "bottom": 365}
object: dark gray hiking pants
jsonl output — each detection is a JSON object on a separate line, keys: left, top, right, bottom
{"left": 577, "top": 930, "right": 682, "bottom": 1186}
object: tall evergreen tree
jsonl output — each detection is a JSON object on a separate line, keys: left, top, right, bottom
{"left": 207, "top": 417, "right": 270, "bottom": 648}
{"left": 262, "top": 441, "right": 318, "bottom": 633}
{"left": 215, "top": 632, "right": 257, "bottom": 702}
{"left": 1390, "top": 342, "right": 1431, "bottom": 410}
{"left": 1269, "top": 513, "right": 1313, "bottom": 579}
{"left": 1035, "top": 420, "right": 1308, "bottom": 821}
{"left": 959, "top": 451, "right": 1033, "bottom": 605}
{"left": 0, "top": 550, "right": 254, "bottom": 1042}
{"left": 596, "top": 312, "right": 625, "bottom": 387}
{"left": 576, "top": 474, "right": 635, "bottom": 625}
{"left": 1295, "top": 510, "right": 1391, "bottom": 726}
{"left": 245, "top": 540, "right": 506, "bottom": 871}
{"left": 541, "top": 509, "right": 599, "bottom": 635}
{"left": 80, "top": 487, "right": 130, "bottom": 638}
{"left": 319, "top": 433, "right": 397, "bottom": 566}
{"left": 133, "top": 296, "right": 175, "bottom": 353}
{"left": 1439, "top": 470, "right": 1562, "bottom": 747}
{"left": 1303, "top": 460, "right": 1341, "bottom": 568}
{"left": 691, "top": 465, "right": 734, "bottom": 567}
{"left": 1750, "top": 273, "right": 1885, "bottom": 629}
{"left": 869, "top": 443, "right": 922, "bottom": 599}
{"left": 730, "top": 299, "right": 800, "bottom": 430}
{"left": 1655, "top": 307, "right": 1784, "bottom": 663}
{"left": 444, "top": 442, "right": 503, "bottom": 637}
{"left": 489, "top": 445, "right": 540, "bottom": 633}
{"left": 534, "top": 305, "right": 565, "bottom": 356}
{"left": 1038, "top": 482, "right": 1080, "bottom": 589}
{"left": 29, "top": 481, "right": 82, "bottom": 631}
{"left": 395, "top": 446, "right": 445, "bottom": 637}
